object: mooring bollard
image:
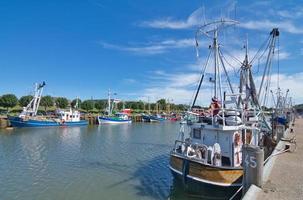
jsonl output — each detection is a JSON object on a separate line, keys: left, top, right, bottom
{"left": 242, "top": 144, "right": 264, "bottom": 194}
{"left": 276, "top": 125, "right": 285, "bottom": 142}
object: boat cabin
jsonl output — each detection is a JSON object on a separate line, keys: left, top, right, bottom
{"left": 56, "top": 109, "right": 81, "bottom": 122}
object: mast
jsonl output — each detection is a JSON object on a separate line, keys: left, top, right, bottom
{"left": 191, "top": 19, "right": 239, "bottom": 108}
{"left": 108, "top": 89, "right": 111, "bottom": 115}
{"left": 20, "top": 81, "right": 45, "bottom": 117}
{"left": 148, "top": 97, "right": 151, "bottom": 114}
{"left": 214, "top": 30, "right": 218, "bottom": 98}
{"left": 258, "top": 28, "right": 279, "bottom": 101}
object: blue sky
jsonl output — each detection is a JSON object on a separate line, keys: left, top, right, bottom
{"left": 0, "top": 0, "right": 302, "bottom": 105}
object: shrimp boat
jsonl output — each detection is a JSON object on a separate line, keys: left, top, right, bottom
{"left": 169, "top": 21, "right": 279, "bottom": 198}
{"left": 8, "top": 82, "right": 88, "bottom": 127}
{"left": 97, "top": 90, "right": 132, "bottom": 124}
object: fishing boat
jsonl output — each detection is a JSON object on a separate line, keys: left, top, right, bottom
{"left": 8, "top": 82, "right": 88, "bottom": 127}
{"left": 141, "top": 114, "right": 165, "bottom": 122}
{"left": 169, "top": 21, "right": 279, "bottom": 198}
{"left": 97, "top": 90, "right": 132, "bottom": 124}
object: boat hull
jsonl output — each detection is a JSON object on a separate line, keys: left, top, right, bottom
{"left": 98, "top": 116, "right": 132, "bottom": 124}
{"left": 8, "top": 116, "right": 88, "bottom": 127}
{"left": 169, "top": 154, "right": 242, "bottom": 199}
{"left": 141, "top": 115, "right": 165, "bottom": 122}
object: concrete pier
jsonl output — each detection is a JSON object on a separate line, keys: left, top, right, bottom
{"left": 253, "top": 118, "right": 303, "bottom": 199}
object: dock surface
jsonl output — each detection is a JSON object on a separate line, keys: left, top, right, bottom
{"left": 257, "top": 118, "right": 303, "bottom": 200}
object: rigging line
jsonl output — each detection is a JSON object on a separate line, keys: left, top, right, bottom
{"left": 263, "top": 58, "right": 273, "bottom": 107}
{"left": 218, "top": 49, "right": 235, "bottom": 94}
{"left": 277, "top": 37, "right": 280, "bottom": 88}
{"left": 249, "top": 34, "right": 271, "bottom": 65}
{"left": 258, "top": 34, "right": 276, "bottom": 100}
{"left": 220, "top": 50, "right": 240, "bottom": 78}
{"left": 252, "top": 40, "right": 270, "bottom": 75}
{"left": 191, "top": 48, "right": 212, "bottom": 108}
{"left": 220, "top": 48, "right": 243, "bottom": 65}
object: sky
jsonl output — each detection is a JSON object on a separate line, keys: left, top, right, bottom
{"left": 0, "top": 0, "right": 302, "bottom": 106}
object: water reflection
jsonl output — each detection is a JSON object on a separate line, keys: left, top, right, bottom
{"left": 0, "top": 122, "right": 224, "bottom": 200}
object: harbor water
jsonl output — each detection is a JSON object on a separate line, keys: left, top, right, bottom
{"left": 0, "top": 122, "right": 204, "bottom": 200}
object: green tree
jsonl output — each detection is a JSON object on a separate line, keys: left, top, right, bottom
{"left": 19, "top": 95, "right": 33, "bottom": 107}
{"left": 150, "top": 103, "right": 156, "bottom": 111}
{"left": 125, "top": 101, "right": 132, "bottom": 109}
{"left": 81, "top": 100, "right": 94, "bottom": 112}
{"left": 117, "top": 102, "right": 124, "bottom": 110}
{"left": 137, "top": 101, "right": 144, "bottom": 110}
{"left": 157, "top": 99, "right": 166, "bottom": 111}
{"left": 0, "top": 94, "right": 18, "bottom": 111}
{"left": 71, "top": 98, "right": 82, "bottom": 109}
{"left": 130, "top": 101, "right": 138, "bottom": 110}
{"left": 94, "top": 100, "right": 106, "bottom": 111}
{"left": 40, "top": 96, "right": 54, "bottom": 111}
{"left": 55, "top": 97, "right": 68, "bottom": 109}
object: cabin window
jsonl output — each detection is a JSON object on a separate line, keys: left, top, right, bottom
{"left": 193, "top": 128, "right": 201, "bottom": 139}
{"left": 70, "top": 115, "right": 72, "bottom": 118}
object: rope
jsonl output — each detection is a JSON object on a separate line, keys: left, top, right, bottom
{"left": 264, "top": 135, "right": 297, "bottom": 165}
{"left": 229, "top": 186, "right": 243, "bottom": 200}
{"left": 250, "top": 34, "right": 271, "bottom": 65}
{"left": 190, "top": 48, "right": 212, "bottom": 108}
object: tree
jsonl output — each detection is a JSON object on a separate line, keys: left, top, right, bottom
{"left": 94, "top": 100, "right": 106, "bottom": 111}
{"left": 19, "top": 95, "right": 33, "bottom": 107}
{"left": 71, "top": 98, "right": 82, "bottom": 109}
{"left": 117, "top": 102, "right": 124, "bottom": 110}
{"left": 81, "top": 100, "right": 94, "bottom": 112}
{"left": 55, "top": 97, "right": 68, "bottom": 109}
{"left": 0, "top": 94, "right": 18, "bottom": 111}
{"left": 137, "top": 101, "right": 144, "bottom": 110}
{"left": 150, "top": 103, "right": 156, "bottom": 111}
{"left": 130, "top": 101, "right": 138, "bottom": 110}
{"left": 40, "top": 96, "right": 54, "bottom": 111}
{"left": 157, "top": 99, "right": 166, "bottom": 111}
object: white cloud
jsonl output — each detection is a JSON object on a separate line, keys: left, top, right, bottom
{"left": 98, "top": 38, "right": 195, "bottom": 55}
{"left": 140, "top": 7, "right": 205, "bottom": 29}
{"left": 123, "top": 79, "right": 136, "bottom": 84}
{"left": 276, "top": 8, "right": 303, "bottom": 19}
{"left": 240, "top": 20, "right": 303, "bottom": 34}
{"left": 140, "top": 71, "right": 303, "bottom": 105}
{"left": 254, "top": 72, "right": 303, "bottom": 105}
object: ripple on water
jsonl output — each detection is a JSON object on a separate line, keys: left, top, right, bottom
{"left": 0, "top": 122, "right": 196, "bottom": 200}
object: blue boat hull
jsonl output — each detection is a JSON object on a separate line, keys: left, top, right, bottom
{"left": 8, "top": 116, "right": 88, "bottom": 127}
{"left": 98, "top": 116, "right": 132, "bottom": 124}
{"left": 142, "top": 115, "right": 165, "bottom": 122}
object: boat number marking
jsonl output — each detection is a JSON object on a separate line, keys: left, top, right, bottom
{"left": 245, "top": 154, "right": 257, "bottom": 168}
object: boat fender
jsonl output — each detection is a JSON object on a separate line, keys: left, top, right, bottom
{"left": 234, "top": 132, "right": 242, "bottom": 166}
{"left": 200, "top": 146, "right": 208, "bottom": 163}
{"left": 61, "top": 119, "right": 65, "bottom": 124}
{"left": 186, "top": 146, "right": 196, "bottom": 158}
{"left": 181, "top": 144, "right": 186, "bottom": 154}
{"left": 212, "top": 143, "right": 222, "bottom": 166}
